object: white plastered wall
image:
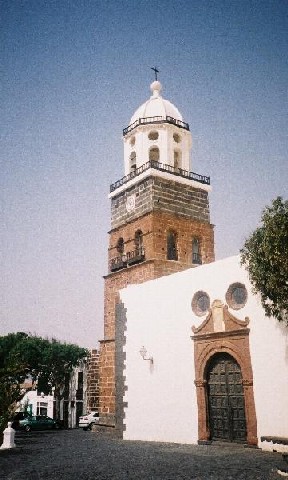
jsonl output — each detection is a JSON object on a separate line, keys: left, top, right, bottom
{"left": 120, "top": 255, "right": 288, "bottom": 445}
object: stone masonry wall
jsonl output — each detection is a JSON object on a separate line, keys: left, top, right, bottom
{"left": 108, "top": 210, "right": 214, "bottom": 275}
{"left": 110, "top": 175, "right": 210, "bottom": 230}
{"left": 98, "top": 339, "right": 115, "bottom": 425}
{"left": 86, "top": 349, "right": 99, "bottom": 413}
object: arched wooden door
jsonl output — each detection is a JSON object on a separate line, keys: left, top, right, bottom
{"left": 206, "top": 353, "right": 247, "bottom": 443}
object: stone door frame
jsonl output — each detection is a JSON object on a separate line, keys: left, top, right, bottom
{"left": 192, "top": 302, "right": 258, "bottom": 446}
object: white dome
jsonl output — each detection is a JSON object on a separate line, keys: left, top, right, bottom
{"left": 130, "top": 81, "right": 183, "bottom": 125}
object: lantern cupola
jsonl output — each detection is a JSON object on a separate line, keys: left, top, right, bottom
{"left": 123, "top": 81, "right": 192, "bottom": 176}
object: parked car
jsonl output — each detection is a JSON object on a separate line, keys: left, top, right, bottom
{"left": 78, "top": 412, "right": 99, "bottom": 431}
{"left": 19, "top": 415, "right": 60, "bottom": 432}
{"left": 11, "top": 412, "right": 31, "bottom": 430}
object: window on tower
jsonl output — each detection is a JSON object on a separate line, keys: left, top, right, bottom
{"left": 149, "top": 146, "right": 160, "bottom": 162}
{"left": 174, "top": 150, "right": 182, "bottom": 171}
{"left": 130, "top": 152, "right": 136, "bottom": 172}
{"left": 148, "top": 130, "right": 159, "bottom": 141}
{"left": 167, "top": 231, "right": 178, "bottom": 261}
{"left": 134, "top": 229, "right": 143, "bottom": 254}
{"left": 173, "top": 132, "right": 181, "bottom": 143}
{"left": 116, "top": 237, "right": 124, "bottom": 255}
{"left": 192, "top": 238, "right": 202, "bottom": 265}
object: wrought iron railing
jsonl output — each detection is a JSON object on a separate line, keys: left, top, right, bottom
{"left": 110, "top": 160, "right": 210, "bottom": 192}
{"left": 123, "top": 115, "right": 189, "bottom": 136}
{"left": 110, "top": 247, "right": 145, "bottom": 272}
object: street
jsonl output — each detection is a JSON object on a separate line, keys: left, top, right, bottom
{"left": 0, "top": 428, "right": 285, "bottom": 480}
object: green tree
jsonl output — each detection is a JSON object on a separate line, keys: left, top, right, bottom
{"left": 0, "top": 333, "right": 88, "bottom": 435}
{"left": 240, "top": 197, "right": 288, "bottom": 323}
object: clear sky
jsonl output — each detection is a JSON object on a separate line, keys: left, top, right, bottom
{"left": 1, "top": 0, "right": 287, "bottom": 348}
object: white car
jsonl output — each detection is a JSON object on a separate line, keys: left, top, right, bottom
{"left": 78, "top": 412, "right": 99, "bottom": 430}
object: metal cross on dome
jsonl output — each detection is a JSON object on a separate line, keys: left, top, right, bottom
{"left": 151, "top": 66, "right": 159, "bottom": 81}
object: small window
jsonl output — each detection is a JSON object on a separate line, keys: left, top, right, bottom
{"left": 36, "top": 401, "right": 48, "bottom": 416}
{"left": 116, "top": 238, "right": 124, "bottom": 255}
{"left": 148, "top": 131, "right": 159, "bottom": 141}
{"left": 130, "top": 136, "right": 135, "bottom": 146}
{"left": 192, "top": 238, "right": 201, "bottom": 265}
{"left": 226, "top": 283, "right": 248, "bottom": 310}
{"left": 167, "top": 231, "right": 178, "bottom": 260}
{"left": 173, "top": 133, "right": 181, "bottom": 143}
{"left": 174, "top": 150, "right": 182, "bottom": 170}
{"left": 149, "top": 147, "right": 160, "bottom": 162}
{"left": 192, "top": 291, "right": 210, "bottom": 317}
{"left": 77, "top": 371, "right": 83, "bottom": 390}
{"left": 134, "top": 230, "right": 143, "bottom": 253}
{"left": 130, "top": 152, "right": 136, "bottom": 172}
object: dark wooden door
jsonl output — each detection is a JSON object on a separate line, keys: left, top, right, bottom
{"left": 207, "top": 353, "right": 247, "bottom": 442}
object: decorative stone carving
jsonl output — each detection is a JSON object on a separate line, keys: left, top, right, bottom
{"left": 194, "top": 379, "right": 207, "bottom": 388}
{"left": 192, "top": 300, "right": 250, "bottom": 336}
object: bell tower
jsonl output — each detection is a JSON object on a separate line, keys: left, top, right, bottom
{"left": 98, "top": 79, "right": 215, "bottom": 427}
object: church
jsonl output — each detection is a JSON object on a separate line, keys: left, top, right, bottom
{"left": 97, "top": 76, "right": 288, "bottom": 452}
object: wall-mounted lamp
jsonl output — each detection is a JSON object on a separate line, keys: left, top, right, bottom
{"left": 139, "top": 346, "right": 153, "bottom": 364}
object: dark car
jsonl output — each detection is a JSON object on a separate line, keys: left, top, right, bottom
{"left": 11, "top": 412, "right": 31, "bottom": 430}
{"left": 19, "top": 415, "right": 60, "bottom": 432}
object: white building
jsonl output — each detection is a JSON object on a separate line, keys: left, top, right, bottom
{"left": 19, "top": 389, "right": 54, "bottom": 418}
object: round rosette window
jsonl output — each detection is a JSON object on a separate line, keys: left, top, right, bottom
{"left": 192, "top": 291, "right": 210, "bottom": 317}
{"left": 225, "top": 282, "right": 248, "bottom": 310}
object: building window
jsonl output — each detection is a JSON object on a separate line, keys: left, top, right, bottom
{"left": 192, "top": 291, "right": 210, "bottom": 317}
{"left": 167, "top": 231, "right": 178, "bottom": 260}
{"left": 130, "top": 152, "right": 136, "bottom": 172}
{"left": 130, "top": 136, "right": 135, "bottom": 146}
{"left": 192, "top": 238, "right": 201, "bottom": 264}
{"left": 36, "top": 401, "right": 48, "bottom": 416}
{"left": 76, "top": 371, "right": 84, "bottom": 400}
{"left": 134, "top": 230, "right": 143, "bottom": 254}
{"left": 226, "top": 283, "right": 248, "bottom": 310}
{"left": 116, "top": 237, "right": 124, "bottom": 255}
{"left": 149, "top": 147, "right": 160, "bottom": 162}
{"left": 148, "top": 130, "right": 159, "bottom": 141}
{"left": 174, "top": 150, "right": 182, "bottom": 170}
{"left": 173, "top": 132, "right": 181, "bottom": 143}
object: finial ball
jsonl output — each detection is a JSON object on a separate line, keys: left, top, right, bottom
{"left": 150, "top": 80, "right": 162, "bottom": 95}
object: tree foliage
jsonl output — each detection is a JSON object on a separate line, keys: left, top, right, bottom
{"left": 240, "top": 197, "right": 288, "bottom": 323}
{"left": 0, "top": 333, "right": 88, "bottom": 434}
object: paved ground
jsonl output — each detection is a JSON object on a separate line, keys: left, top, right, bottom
{"left": 0, "top": 428, "right": 286, "bottom": 480}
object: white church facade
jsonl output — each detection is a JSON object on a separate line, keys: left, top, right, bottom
{"left": 117, "top": 255, "right": 288, "bottom": 451}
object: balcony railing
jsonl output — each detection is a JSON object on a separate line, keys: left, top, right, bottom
{"left": 110, "top": 160, "right": 210, "bottom": 193}
{"left": 123, "top": 115, "right": 189, "bottom": 136}
{"left": 110, "top": 247, "right": 145, "bottom": 272}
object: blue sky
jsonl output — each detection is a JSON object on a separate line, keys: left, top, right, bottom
{"left": 1, "top": 0, "right": 287, "bottom": 347}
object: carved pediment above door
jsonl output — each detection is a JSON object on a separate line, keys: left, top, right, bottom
{"left": 192, "top": 299, "right": 250, "bottom": 337}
